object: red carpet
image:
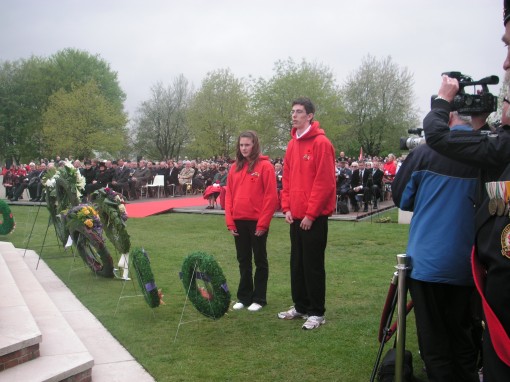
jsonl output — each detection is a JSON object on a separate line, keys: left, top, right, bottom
{"left": 125, "top": 196, "right": 208, "bottom": 218}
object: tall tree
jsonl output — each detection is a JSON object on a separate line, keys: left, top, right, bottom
{"left": 0, "top": 57, "right": 48, "bottom": 164}
{"left": 44, "top": 48, "right": 126, "bottom": 111}
{"left": 0, "top": 48, "right": 127, "bottom": 163}
{"left": 187, "top": 68, "right": 249, "bottom": 158}
{"left": 42, "top": 80, "right": 128, "bottom": 159}
{"left": 342, "top": 55, "right": 418, "bottom": 156}
{"left": 133, "top": 75, "right": 193, "bottom": 159}
{"left": 250, "top": 58, "right": 345, "bottom": 156}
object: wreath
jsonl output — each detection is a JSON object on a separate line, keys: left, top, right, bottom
{"left": 0, "top": 199, "right": 15, "bottom": 235}
{"left": 180, "top": 251, "right": 230, "bottom": 319}
{"left": 43, "top": 163, "right": 84, "bottom": 245}
{"left": 63, "top": 204, "right": 114, "bottom": 278}
{"left": 132, "top": 248, "right": 161, "bottom": 308}
{"left": 92, "top": 187, "right": 130, "bottom": 254}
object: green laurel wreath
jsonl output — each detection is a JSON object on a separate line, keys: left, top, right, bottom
{"left": 43, "top": 165, "right": 83, "bottom": 245}
{"left": 63, "top": 204, "right": 114, "bottom": 278}
{"left": 180, "top": 251, "right": 230, "bottom": 319}
{"left": 73, "top": 228, "right": 114, "bottom": 278}
{"left": 93, "top": 187, "right": 130, "bottom": 254}
{"left": 132, "top": 248, "right": 160, "bottom": 308}
{"left": 0, "top": 199, "right": 15, "bottom": 235}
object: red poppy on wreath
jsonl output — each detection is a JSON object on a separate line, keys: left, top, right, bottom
{"left": 199, "top": 286, "right": 212, "bottom": 301}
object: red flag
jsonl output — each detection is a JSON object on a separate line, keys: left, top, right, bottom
{"left": 359, "top": 147, "right": 363, "bottom": 161}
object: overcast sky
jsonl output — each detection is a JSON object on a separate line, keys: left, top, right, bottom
{"left": 0, "top": 0, "right": 504, "bottom": 125}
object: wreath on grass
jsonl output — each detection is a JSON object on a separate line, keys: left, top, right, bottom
{"left": 0, "top": 199, "right": 15, "bottom": 235}
{"left": 93, "top": 187, "right": 130, "bottom": 254}
{"left": 62, "top": 204, "right": 114, "bottom": 278}
{"left": 180, "top": 251, "right": 230, "bottom": 319}
{"left": 132, "top": 248, "right": 161, "bottom": 308}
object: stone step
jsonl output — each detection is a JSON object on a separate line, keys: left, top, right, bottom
{"left": 0, "top": 241, "right": 93, "bottom": 382}
{"left": 0, "top": 248, "right": 42, "bottom": 370}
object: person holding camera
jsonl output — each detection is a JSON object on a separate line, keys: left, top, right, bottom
{"left": 393, "top": 111, "right": 481, "bottom": 381}
{"left": 422, "top": 6, "right": 510, "bottom": 376}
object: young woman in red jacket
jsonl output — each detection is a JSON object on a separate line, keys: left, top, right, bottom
{"left": 225, "top": 130, "right": 278, "bottom": 312}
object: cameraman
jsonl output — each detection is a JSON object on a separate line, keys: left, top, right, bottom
{"left": 422, "top": 5, "right": 510, "bottom": 376}
{"left": 393, "top": 112, "right": 481, "bottom": 381}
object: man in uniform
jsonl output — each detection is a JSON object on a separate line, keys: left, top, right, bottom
{"left": 423, "top": 4, "right": 510, "bottom": 377}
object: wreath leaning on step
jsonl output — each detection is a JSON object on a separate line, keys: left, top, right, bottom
{"left": 0, "top": 199, "right": 15, "bottom": 235}
{"left": 180, "top": 251, "right": 230, "bottom": 319}
{"left": 132, "top": 248, "right": 161, "bottom": 308}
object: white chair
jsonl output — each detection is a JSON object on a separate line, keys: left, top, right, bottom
{"left": 144, "top": 175, "right": 165, "bottom": 198}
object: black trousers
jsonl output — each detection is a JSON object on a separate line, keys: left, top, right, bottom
{"left": 233, "top": 220, "right": 268, "bottom": 306}
{"left": 408, "top": 278, "right": 479, "bottom": 382}
{"left": 289, "top": 215, "right": 328, "bottom": 317}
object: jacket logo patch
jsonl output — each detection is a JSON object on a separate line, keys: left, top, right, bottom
{"left": 501, "top": 224, "right": 510, "bottom": 259}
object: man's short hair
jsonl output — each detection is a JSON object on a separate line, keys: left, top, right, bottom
{"left": 292, "top": 97, "right": 315, "bottom": 115}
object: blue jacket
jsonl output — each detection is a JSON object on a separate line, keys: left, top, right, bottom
{"left": 392, "top": 141, "right": 479, "bottom": 285}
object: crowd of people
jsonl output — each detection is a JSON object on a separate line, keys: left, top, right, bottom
{"left": 1, "top": 150, "right": 402, "bottom": 212}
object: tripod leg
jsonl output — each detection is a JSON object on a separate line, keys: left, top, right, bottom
{"left": 371, "top": 275, "right": 399, "bottom": 382}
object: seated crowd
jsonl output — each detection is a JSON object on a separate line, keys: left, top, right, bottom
{"left": 2, "top": 152, "right": 402, "bottom": 215}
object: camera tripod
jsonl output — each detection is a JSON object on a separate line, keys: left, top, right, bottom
{"left": 370, "top": 254, "right": 414, "bottom": 382}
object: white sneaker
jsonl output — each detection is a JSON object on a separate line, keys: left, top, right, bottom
{"left": 232, "top": 302, "right": 245, "bottom": 310}
{"left": 302, "top": 315, "right": 326, "bottom": 330}
{"left": 277, "top": 306, "right": 308, "bottom": 320}
{"left": 247, "top": 303, "right": 263, "bottom": 312}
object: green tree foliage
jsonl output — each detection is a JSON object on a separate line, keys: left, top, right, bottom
{"left": 0, "top": 48, "right": 127, "bottom": 164}
{"left": 342, "top": 55, "right": 418, "bottom": 156}
{"left": 42, "top": 81, "right": 128, "bottom": 159}
{"left": 132, "top": 75, "right": 193, "bottom": 160}
{"left": 0, "top": 57, "right": 48, "bottom": 164}
{"left": 187, "top": 68, "right": 249, "bottom": 158}
{"left": 44, "top": 48, "right": 126, "bottom": 111}
{"left": 250, "top": 58, "right": 346, "bottom": 156}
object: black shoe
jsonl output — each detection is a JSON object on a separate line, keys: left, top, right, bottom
{"left": 373, "top": 203, "right": 378, "bottom": 209}
{"left": 353, "top": 205, "right": 359, "bottom": 212}
{"left": 363, "top": 204, "right": 368, "bottom": 212}
{"left": 10, "top": 198, "right": 18, "bottom": 202}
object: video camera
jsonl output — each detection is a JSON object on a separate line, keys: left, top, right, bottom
{"left": 400, "top": 128, "right": 425, "bottom": 151}
{"left": 432, "top": 71, "right": 499, "bottom": 114}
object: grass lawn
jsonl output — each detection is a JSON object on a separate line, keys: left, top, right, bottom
{"left": 4, "top": 205, "right": 427, "bottom": 381}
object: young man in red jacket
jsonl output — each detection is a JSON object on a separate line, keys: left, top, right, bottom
{"left": 278, "top": 97, "right": 336, "bottom": 330}
{"left": 225, "top": 131, "right": 278, "bottom": 312}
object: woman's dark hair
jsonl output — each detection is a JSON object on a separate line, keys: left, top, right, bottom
{"left": 235, "top": 130, "right": 261, "bottom": 173}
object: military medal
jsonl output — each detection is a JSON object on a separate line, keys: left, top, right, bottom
{"left": 486, "top": 182, "right": 497, "bottom": 215}
{"left": 497, "top": 198, "right": 506, "bottom": 216}
{"left": 489, "top": 199, "right": 497, "bottom": 215}
{"left": 497, "top": 182, "right": 507, "bottom": 216}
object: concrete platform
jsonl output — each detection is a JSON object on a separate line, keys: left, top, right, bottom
{"left": 0, "top": 241, "right": 155, "bottom": 382}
